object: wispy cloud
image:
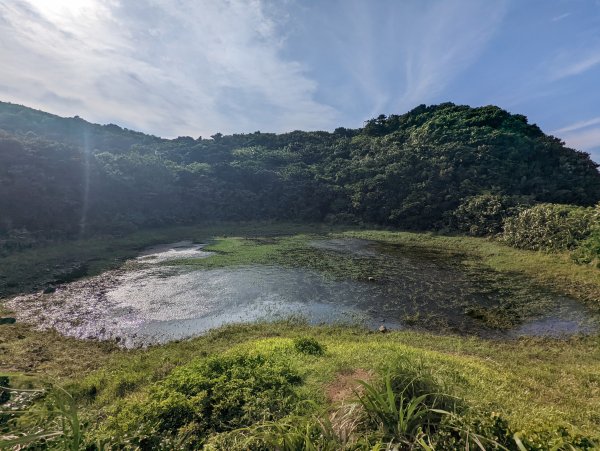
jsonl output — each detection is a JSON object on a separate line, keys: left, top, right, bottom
{"left": 291, "top": 0, "right": 508, "bottom": 122}
{"left": 552, "top": 12, "right": 571, "bottom": 22}
{"left": 395, "top": 0, "right": 507, "bottom": 111}
{"left": 553, "top": 116, "right": 600, "bottom": 134}
{"left": 560, "top": 127, "right": 600, "bottom": 151}
{"left": 0, "top": 0, "right": 338, "bottom": 137}
{"left": 549, "top": 50, "right": 600, "bottom": 80}
{"left": 552, "top": 117, "right": 600, "bottom": 159}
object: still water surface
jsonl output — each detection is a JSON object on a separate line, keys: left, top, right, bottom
{"left": 7, "top": 238, "right": 598, "bottom": 347}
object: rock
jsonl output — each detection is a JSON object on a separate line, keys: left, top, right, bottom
{"left": 0, "top": 317, "right": 16, "bottom": 325}
{"left": 52, "top": 263, "right": 88, "bottom": 284}
{"left": 378, "top": 325, "right": 387, "bottom": 333}
{"left": 43, "top": 286, "right": 56, "bottom": 294}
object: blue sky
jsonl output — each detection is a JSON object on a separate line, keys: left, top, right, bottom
{"left": 0, "top": 0, "right": 599, "bottom": 163}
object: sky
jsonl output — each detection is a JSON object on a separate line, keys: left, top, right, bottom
{"left": 0, "top": 0, "right": 599, "bottom": 163}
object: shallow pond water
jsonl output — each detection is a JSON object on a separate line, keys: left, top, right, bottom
{"left": 6, "top": 239, "right": 599, "bottom": 347}
{"left": 136, "top": 240, "right": 212, "bottom": 263}
{"left": 8, "top": 265, "right": 386, "bottom": 347}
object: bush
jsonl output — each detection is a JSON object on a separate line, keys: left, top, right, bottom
{"left": 293, "top": 337, "right": 326, "bottom": 356}
{"left": 450, "top": 194, "right": 529, "bottom": 236}
{"left": 572, "top": 228, "right": 600, "bottom": 268}
{"left": 503, "top": 203, "right": 599, "bottom": 252}
{"left": 101, "top": 352, "right": 303, "bottom": 448}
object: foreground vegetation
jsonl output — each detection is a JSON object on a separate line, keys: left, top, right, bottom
{"left": 2, "top": 323, "right": 599, "bottom": 449}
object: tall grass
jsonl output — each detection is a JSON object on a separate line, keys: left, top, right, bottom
{"left": 217, "top": 368, "right": 514, "bottom": 450}
{"left": 355, "top": 372, "right": 449, "bottom": 446}
{"left": 0, "top": 384, "right": 83, "bottom": 450}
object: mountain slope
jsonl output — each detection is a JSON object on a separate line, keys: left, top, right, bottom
{"left": 0, "top": 101, "right": 598, "bottom": 241}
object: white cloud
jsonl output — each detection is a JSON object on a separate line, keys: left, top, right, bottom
{"left": 553, "top": 116, "right": 600, "bottom": 134}
{"left": 291, "top": 0, "right": 507, "bottom": 122}
{"left": 552, "top": 117, "right": 600, "bottom": 160}
{"left": 550, "top": 50, "right": 600, "bottom": 80}
{"left": 555, "top": 126, "right": 600, "bottom": 151}
{"left": 561, "top": 127, "right": 600, "bottom": 152}
{"left": 551, "top": 12, "right": 571, "bottom": 22}
{"left": 0, "top": 0, "right": 338, "bottom": 137}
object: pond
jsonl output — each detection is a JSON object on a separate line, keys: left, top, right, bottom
{"left": 6, "top": 237, "right": 599, "bottom": 347}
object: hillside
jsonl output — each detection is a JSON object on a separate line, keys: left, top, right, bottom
{"left": 1, "top": 101, "right": 599, "bottom": 242}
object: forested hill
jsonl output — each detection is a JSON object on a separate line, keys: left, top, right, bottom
{"left": 0, "top": 101, "right": 163, "bottom": 153}
{"left": 1, "top": 101, "right": 599, "bottom": 243}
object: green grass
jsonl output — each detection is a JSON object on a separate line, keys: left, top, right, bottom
{"left": 39, "top": 323, "right": 600, "bottom": 447}
{"left": 5, "top": 320, "right": 599, "bottom": 440}
{"left": 4, "top": 321, "right": 600, "bottom": 446}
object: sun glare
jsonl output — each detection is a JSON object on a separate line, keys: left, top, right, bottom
{"left": 31, "top": 0, "right": 99, "bottom": 22}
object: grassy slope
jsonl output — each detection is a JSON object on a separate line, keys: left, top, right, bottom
{"left": 73, "top": 323, "right": 600, "bottom": 440}
{"left": 3, "top": 322, "right": 600, "bottom": 441}
{"left": 1, "top": 224, "right": 599, "bottom": 442}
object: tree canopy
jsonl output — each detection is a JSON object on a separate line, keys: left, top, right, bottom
{"left": 1, "top": 101, "right": 598, "bottom": 243}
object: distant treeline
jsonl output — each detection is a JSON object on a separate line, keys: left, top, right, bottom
{"left": 1, "top": 101, "right": 599, "bottom": 257}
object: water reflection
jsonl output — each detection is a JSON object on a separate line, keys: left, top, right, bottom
{"left": 6, "top": 239, "right": 598, "bottom": 347}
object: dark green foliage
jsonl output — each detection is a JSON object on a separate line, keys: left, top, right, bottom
{"left": 0, "top": 101, "right": 161, "bottom": 153}
{"left": 0, "top": 376, "right": 9, "bottom": 404}
{"left": 233, "top": 365, "right": 597, "bottom": 450}
{"left": 450, "top": 194, "right": 530, "bottom": 236}
{"left": 353, "top": 368, "right": 595, "bottom": 450}
{"left": 1, "top": 101, "right": 599, "bottom": 246}
{"left": 103, "top": 352, "right": 303, "bottom": 448}
{"left": 293, "top": 337, "right": 326, "bottom": 356}
{"left": 503, "top": 203, "right": 599, "bottom": 252}
{"left": 355, "top": 372, "right": 449, "bottom": 445}
{"left": 572, "top": 228, "right": 600, "bottom": 268}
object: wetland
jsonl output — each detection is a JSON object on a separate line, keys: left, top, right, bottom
{"left": 5, "top": 231, "right": 599, "bottom": 347}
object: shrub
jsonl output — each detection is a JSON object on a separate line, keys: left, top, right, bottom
{"left": 503, "top": 203, "right": 599, "bottom": 252}
{"left": 0, "top": 386, "right": 82, "bottom": 450}
{"left": 293, "top": 337, "right": 326, "bottom": 356}
{"left": 102, "top": 352, "right": 303, "bottom": 448}
{"left": 572, "top": 228, "right": 600, "bottom": 268}
{"left": 450, "top": 194, "right": 530, "bottom": 236}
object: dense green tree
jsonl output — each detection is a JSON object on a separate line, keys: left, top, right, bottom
{"left": 1, "top": 101, "right": 598, "bottom": 247}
